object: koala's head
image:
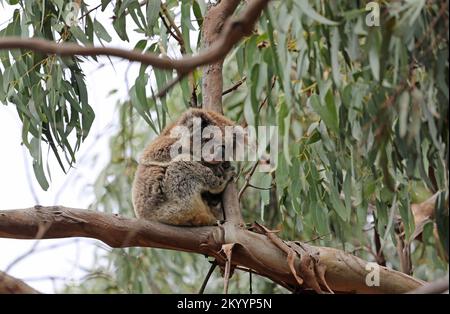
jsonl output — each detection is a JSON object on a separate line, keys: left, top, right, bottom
{"left": 167, "top": 109, "right": 245, "bottom": 164}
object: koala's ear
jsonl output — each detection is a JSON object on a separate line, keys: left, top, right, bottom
{"left": 179, "top": 108, "right": 212, "bottom": 131}
{"left": 177, "top": 109, "right": 194, "bottom": 129}
{"left": 199, "top": 112, "right": 212, "bottom": 131}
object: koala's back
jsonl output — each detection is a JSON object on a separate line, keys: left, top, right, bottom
{"left": 132, "top": 161, "right": 220, "bottom": 225}
{"left": 132, "top": 164, "right": 166, "bottom": 220}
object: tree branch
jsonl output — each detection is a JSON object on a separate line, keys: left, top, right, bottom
{"left": 0, "top": 0, "right": 268, "bottom": 78}
{"left": 0, "top": 206, "right": 424, "bottom": 293}
{"left": 0, "top": 271, "right": 40, "bottom": 294}
{"left": 407, "top": 275, "right": 449, "bottom": 294}
{"left": 200, "top": 0, "right": 260, "bottom": 225}
{"left": 0, "top": 206, "right": 214, "bottom": 253}
{"left": 160, "top": 3, "right": 186, "bottom": 54}
{"left": 201, "top": 0, "right": 243, "bottom": 112}
{"left": 222, "top": 76, "right": 246, "bottom": 96}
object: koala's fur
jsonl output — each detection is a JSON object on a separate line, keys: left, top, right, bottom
{"left": 132, "top": 109, "right": 236, "bottom": 226}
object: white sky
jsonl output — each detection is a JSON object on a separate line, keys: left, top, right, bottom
{"left": 0, "top": 1, "right": 157, "bottom": 293}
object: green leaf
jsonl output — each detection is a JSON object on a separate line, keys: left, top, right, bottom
{"left": 130, "top": 81, "right": 157, "bottom": 133}
{"left": 94, "top": 19, "right": 112, "bottom": 43}
{"left": 101, "top": 0, "right": 112, "bottom": 10}
{"left": 399, "top": 187, "right": 414, "bottom": 241}
{"left": 327, "top": 174, "right": 349, "bottom": 222}
{"left": 436, "top": 191, "right": 449, "bottom": 257}
{"left": 73, "top": 72, "right": 94, "bottom": 140}
{"left": 192, "top": 0, "right": 203, "bottom": 28}
{"left": 85, "top": 15, "right": 95, "bottom": 44}
{"left": 181, "top": 1, "right": 193, "bottom": 53}
{"left": 343, "top": 172, "right": 352, "bottom": 216}
{"left": 307, "top": 129, "right": 321, "bottom": 144}
{"left": 30, "top": 136, "right": 49, "bottom": 190}
{"left": 113, "top": 10, "right": 129, "bottom": 41}
{"left": 146, "top": 0, "right": 161, "bottom": 34}
{"left": 264, "top": 10, "right": 284, "bottom": 90}
{"left": 296, "top": 0, "right": 339, "bottom": 25}
{"left": 290, "top": 157, "right": 302, "bottom": 213}
{"left": 117, "top": 0, "right": 134, "bottom": 17}
{"left": 330, "top": 27, "right": 341, "bottom": 87}
{"left": 276, "top": 151, "right": 289, "bottom": 197}
{"left": 398, "top": 91, "right": 409, "bottom": 138}
{"left": 369, "top": 33, "right": 380, "bottom": 81}
{"left": 70, "top": 26, "right": 90, "bottom": 46}
{"left": 135, "top": 74, "right": 148, "bottom": 111}
{"left": 310, "top": 94, "right": 338, "bottom": 133}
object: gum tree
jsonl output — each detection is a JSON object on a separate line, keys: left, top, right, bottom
{"left": 0, "top": 0, "right": 448, "bottom": 293}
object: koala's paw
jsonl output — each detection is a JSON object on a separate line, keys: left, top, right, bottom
{"left": 224, "top": 168, "right": 236, "bottom": 182}
{"left": 215, "top": 219, "right": 226, "bottom": 226}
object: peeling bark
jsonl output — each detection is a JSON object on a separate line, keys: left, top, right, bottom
{"left": 0, "top": 206, "right": 424, "bottom": 293}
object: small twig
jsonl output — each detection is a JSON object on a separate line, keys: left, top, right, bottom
{"left": 373, "top": 220, "right": 387, "bottom": 266}
{"left": 154, "top": 73, "right": 187, "bottom": 99}
{"left": 189, "top": 83, "right": 199, "bottom": 108}
{"left": 247, "top": 183, "right": 274, "bottom": 191}
{"left": 160, "top": 3, "right": 186, "bottom": 54}
{"left": 242, "top": 76, "right": 276, "bottom": 128}
{"left": 79, "top": 3, "right": 102, "bottom": 20}
{"left": 4, "top": 222, "right": 51, "bottom": 273}
{"left": 258, "top": 76, "right": 276, "bottom": 112}
{"left": 159, "top": 12, "right": 185, "bottom": 53}
{"left": 349, "top": 245, "right": 378, "bottom": 259}
{"left": 21, "top": 275, "right": 68, "bottom": 282}
{"left": 198, "top": 260, "right": 218, "bottom": 294}
{"left": 238, "top": 161, "right": 260, "bottom": 200}
{"left": 222, "top": 76, "right": 246, "bottom": 95}
{"left": 304, "top": 232, "right": 331, "bottom": 244}
{"left": 414, "top": 1, "right": 448, "bottom": 50}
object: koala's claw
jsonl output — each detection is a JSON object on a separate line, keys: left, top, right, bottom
{"left": 216, "top": 219, "right": 226, "bottom": 226}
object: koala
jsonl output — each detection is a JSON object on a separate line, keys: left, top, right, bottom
{"left": 132, "top": 109, "right": 236, "bottom": 226}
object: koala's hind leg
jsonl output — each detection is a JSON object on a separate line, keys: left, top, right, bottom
{"left": 162, "top": 161, "right": 230, "bottom": 226}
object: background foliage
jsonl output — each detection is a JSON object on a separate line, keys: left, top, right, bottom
{"left": 0, "top": 0, "right": 448, "bottom": 293}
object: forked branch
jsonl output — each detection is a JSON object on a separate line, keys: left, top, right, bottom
{"left": 0, "top": 206, "right": 424, "bottom": 293}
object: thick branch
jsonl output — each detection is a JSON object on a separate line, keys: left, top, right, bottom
{"left": 222, "top": 184, "right": 245, "bottom": 226}
{"left": 200, "top": 0, "right": 263, "bottom": 224}
{"left": 0, "top": 206, "right": 424, "bottom": 293}
{"left": 0, "top": 271, "right": 40, "bottom": 294}
{"left": 0, "top": 206, "right": 217, "bottom": 253}
{"left": 201, "top": 0, "right": 242, "bottom": 111}
{"left": 407, "top": 275, "right": 449, "bottom": 294}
